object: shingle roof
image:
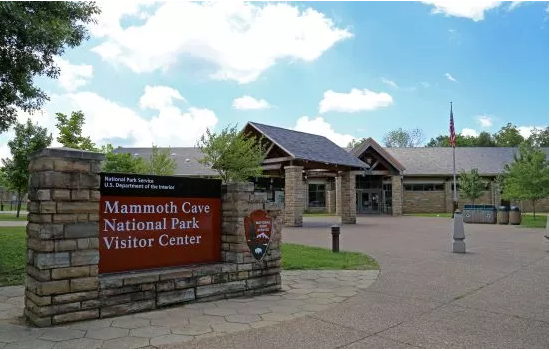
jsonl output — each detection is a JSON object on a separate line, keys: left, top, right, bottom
{"left": 115, "top": 147, "right": 218, "bottom": 176}
{"left": 350, "top": 137, "right": 405, "bottom": 172}
{"left": 385, "top": 147, "right": 550, "bottom": 176}
{"left": 248, "top": 122, "right": 368, "bottom": 169}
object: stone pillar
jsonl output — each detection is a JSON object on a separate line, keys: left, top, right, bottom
{"left": 391, "top": 176, "right": 403, "bottom": 216}
{"left": 284, "top": 166, "right": 304, "bottom": 226}
{"left": 326, "top": 190, "right": 336, "bottom": 214}
{"left": 221, "top": 183, "right": 282, "bottom": 293}
{"left": 338, "top": 171, "right": 356, "bottom": 224}
{"left": 303, "top": 180, "right": 309, "bottom": 211}
{"left": 25, "top": 148, "right": 104, "bottom": 327}
{"left": 335, "top": 177, "right": 342, "bottom": 216}
{"left": 445, "top": 180, "right": 454, "bottom": 213}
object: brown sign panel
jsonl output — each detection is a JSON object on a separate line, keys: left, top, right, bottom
{"left": 99, "top": 173, "right": 221, "bottom": 274}
{"left": 243, "top": 210, "right": 273, "bottom": 261}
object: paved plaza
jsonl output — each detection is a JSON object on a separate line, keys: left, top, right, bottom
{"left": 0, "top": 215, "right": 548, "bottom": 348}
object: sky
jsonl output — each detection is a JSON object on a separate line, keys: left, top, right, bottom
{"left": 0, "top": 0, "right": 549, "bottom": 158}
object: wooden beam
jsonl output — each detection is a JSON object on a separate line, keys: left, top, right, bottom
{"left": 262, "top": 156, "right": 294, "bottom": 164}
{"left": 262, "top": 164, "right": 283, "bottom": 171}
{"left": 364, "top": 170, "right": 389, "bottom": 175}
{"left": 263, "top": 142, "right": 274, "bottom": 157}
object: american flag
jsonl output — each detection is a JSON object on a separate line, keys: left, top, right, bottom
{"left": 449, "top": 103, "right": 456, "bottom": 147}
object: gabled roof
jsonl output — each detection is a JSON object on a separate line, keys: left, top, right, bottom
{"left": 247, "top": 122, "right": 368, "bottom": 169}
{"left": 350, "top": 137, "right": 405, "bottom": 172}
{"left": 115, "top": 147, "right": 218, "bottom": 176}
{"left": 385, "top": 147, "right": 550, "bottom": 176}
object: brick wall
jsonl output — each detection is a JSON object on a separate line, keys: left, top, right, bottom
{"left": 25, "top": 148, "right": 282, "bottom": 327}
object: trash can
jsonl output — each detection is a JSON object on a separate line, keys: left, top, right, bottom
{"left": 509, "top": 206, "right": 521, "bottom": 225}
{"left": 484, "top": 205, "right": 497, "bottom": 224}
{"left": 498, "top": 206, "right": 509, "bottom": 225}
{"left": 462, "top": 205, "right": 474, "bottom": 223}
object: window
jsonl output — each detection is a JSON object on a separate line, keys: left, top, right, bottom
{"left": 404, "top": 183, "right": 445, "bottom": 191}
{"left": 308, "top": 184, "right": 326, "bottom": 208}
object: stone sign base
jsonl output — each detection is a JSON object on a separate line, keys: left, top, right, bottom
{"left": 25, "top": 148, "right": 282, "bottom": 327}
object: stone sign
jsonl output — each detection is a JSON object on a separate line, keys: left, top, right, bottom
{"left": 100, "top": 173, "right": 221, "bottom": 273}
{"left": 244, "top": 209, "right": 273, "bottom": 261}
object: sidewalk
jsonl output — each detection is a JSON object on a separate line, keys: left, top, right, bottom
{"left": 0, "top": 270, "right": 378, "bottom": 348}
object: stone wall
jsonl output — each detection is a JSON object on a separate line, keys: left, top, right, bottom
{"left": 25, "top": 148, "right": 282, "bottom": 327}
{"left": 403, "top": 191, "right": 446, "bottom": 213}
{"left": 326, "top": 190, "right": 336, "bottom": 214}
{"left": 338, "top": 171, "right": 356, "bottom": 224}
{"left": 511, "top": 199, "right": 549, "bottom": 213}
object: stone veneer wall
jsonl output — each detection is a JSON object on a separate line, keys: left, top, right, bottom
{"left": 284, "top": 166, "right": 304, "bottom": 226}
{"left": 326, "top": 190, "right": 336, "bottom": 214}
{"left": 25, "top": 148, "right": 282, "bottom": 327}
{"left": 402, "top": 191, "right": 446, "bottom": 213}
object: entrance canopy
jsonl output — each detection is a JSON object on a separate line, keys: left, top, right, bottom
{"left": 350, "top": 137, "right": 405, "bottom": 175}
{"left": 243, "top": 122, "right": 368, "bottom": 175}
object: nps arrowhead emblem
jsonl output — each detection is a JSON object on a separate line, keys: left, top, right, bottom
{"left": 244, "top": 210, "right": 273, "bottom": 261}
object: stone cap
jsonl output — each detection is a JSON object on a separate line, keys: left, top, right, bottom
{"left": 222, "top": 182, "right": 254, "bottom": 193}
{"left": 29, "top": 147, "right": 105, "bottom": 161}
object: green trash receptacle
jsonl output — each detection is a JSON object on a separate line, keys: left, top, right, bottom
{"left": 509, "top": 206, "right": 521, "bottom": 225}
{"left": 498, "top": 206, "right": 509, "bottom": 224}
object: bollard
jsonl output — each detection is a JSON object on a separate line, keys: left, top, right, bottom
{"left": 452, "top": 210, "right": 466, "bottom": 253}
{"left": 331, "top": 225, "right": 340, "bottom": 252}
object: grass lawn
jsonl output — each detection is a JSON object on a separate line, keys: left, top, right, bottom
{"left": 303, "top": 212, "right": 336, "bottom": 217}
{"left": 519, "top": 214, "right": 548, "bottom": 228}
{"left": 281, "top": 243, "right": 379, "bottom": 270}
{"left": 0, "top": 213, "right": 27, "bottom": 221}
{"left": 0, "top": 227, "right": 26, "bottom": 286}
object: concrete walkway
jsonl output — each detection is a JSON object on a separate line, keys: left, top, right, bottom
{"left": 0, "top": 270, "right": 378, "bottom": 348}
{"left": 167, "top": 216, "right": 548, "bottom": 349}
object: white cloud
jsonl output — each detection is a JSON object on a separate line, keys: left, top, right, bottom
{"left": 0, "top": 86, "right": 217, "bottom": 158}
{"left": 381, "top": 78, "right": 398, "bottom": 88}
{"left": 319, "top": 88, "right": 393, "bottom": 113}
{"left": 53, "top": 57, "right": 93, "bottom": 91}
{"left": 477, "top": 115, "right": 494, "bottom": 128}
{"left": 91, "top": 2, "right": 352, "bottom": 83}
{"left": 293, "top": 116, "right": 355, "bottom": 147}
{"left": 508, "top": 1, "right": 524, "bottom": 11}
{"left": 518, "top": 125, "right": 546, "bottom": 139}
{"left": 444, "top": 73, "right": 457, "bottom": 82}
{"left": 232, "top": 95, "right": 271, "bottom": 110}
{"left": 461, "top": 128, "right": 479, "bottom": 137}
{"left": 422, "top": 1, "right": 504, "bottom": 21}
{"left": 420, "top": 81, "right": 431, "bottom": 88}
{"left": 139, "top": 85, "right": 186, "bottom": 110}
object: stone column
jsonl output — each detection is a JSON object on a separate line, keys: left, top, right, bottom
{"left": 445, "top": 180, "right": 454, "bottom": 213}
{"left": 25, "top": 147, "right": 104, "bottom": 327}
{"left": 335, "top": 177, "right": 342, "bottom": 216}
{"left": 221, "top": 182, "right": 282, "bottom": 293}
{"left": 284, "top": 166, "right": 304, "bottom": 226}
{"left": 391, "top": 176, "right": 403, "bottom": 216}
{"left": 303, "top": 180, "right": 309, "bottom": 211}
{"left": 338, "top": 171, "right": 356, "bottom": 224}
{"left": 326, "top": 190, "right": 336, "bottom": 214}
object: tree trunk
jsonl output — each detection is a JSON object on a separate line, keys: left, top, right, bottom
{"left": 16, "top": 188, "right": 22, "bottom": 218}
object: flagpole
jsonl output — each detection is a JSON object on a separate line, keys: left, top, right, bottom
{"left": 451, "top": 101, "right": 457, "bottom": 212}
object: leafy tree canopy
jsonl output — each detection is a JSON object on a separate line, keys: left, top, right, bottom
{"left": 346, "top": 138, "right": 367, "bottom": 150}
{"left": 1, "top": 119, "right": 52, "bottom": 217}
{"left": 0, "top": 2, "right": 100, "bottom": 132}
{"left": 197, "top": 125, "right": 265, "bottom": 183}
{"left": 458, "top": 168, "right": 486, "bottom": 204}
{"left": 525, "top": 127, "right": 549, "bottom": 147}
{"left": 383, "top": 128, "right": 424, "bottom": 147}
{"left": 56, "top": 111, "right": 97, "bottom": 151}
{"left": 101, "top": 144, "right": 147, "bottom": 174}
{"left": 500, "top": 143, "right": 549, "bottom": 218}
{"left": 140, "top": 146, "right": 177, "bottom": 176}
{"left": 493, "top": 123, "right": 524, "bottom": 147}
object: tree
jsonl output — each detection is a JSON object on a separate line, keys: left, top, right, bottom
{"left": 493, "top": 123, "right": 524, "bottom": 147}
{"left": 55, "top": 111, "right": 97, "bottom": 151}
{"left": 475, "top": 132, "right": 496, "bottom": 147}
{"left": 0, "top": 2, "right": 100, "bottom": 132}
{"left": 141, "top": 146, "right": 177, "bottom": 176}
{"left": 458, "top": 168, "right": 486, "bottom": 205}
{"left": 346, "top": 138, "right": 367, "bottom": 150}
{"left": 197, "top": 125, "right": 265, "bottom": 183}
{"left": 102, "top": 144, "right": 147, "bottom": 174}
{"left": 526, "top": 127, "right": 549, "bottom": 147}
{"left": 426, "top": 133, "right": 495, "bottom": 147}
{"left": 383, "top": 128, "right": 424, "bottom": 147}
{"left": 1, "top": 119, "right": 52, "bottom": 217}
{"left": 500, "top": 143, "right": 549, "bottom": 219}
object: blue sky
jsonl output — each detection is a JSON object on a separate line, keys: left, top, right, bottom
{"left": 1, "top": 1, "right": 549, "bottom": 157}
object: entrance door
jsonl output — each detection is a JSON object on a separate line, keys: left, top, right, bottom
{"left": 357, "top": 191, "right": 381, "bottom": 214}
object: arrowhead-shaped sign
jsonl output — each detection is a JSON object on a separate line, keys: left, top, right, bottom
{"left": 244, "top": 210, "right": 273, "bottom": 261}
